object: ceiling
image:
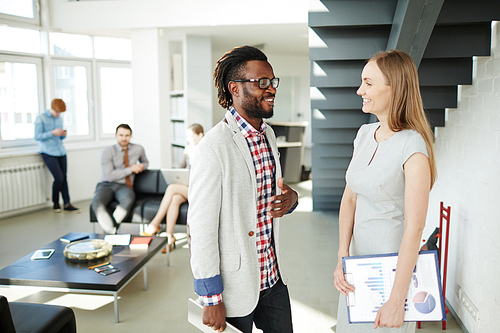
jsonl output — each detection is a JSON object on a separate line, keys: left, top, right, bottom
{"left": 91, "top": 23, "right": 309, "bottom": 57}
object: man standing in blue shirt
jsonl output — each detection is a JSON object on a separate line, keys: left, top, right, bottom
{"left": 34, "top": 98, "right": 80, "bottom": 213}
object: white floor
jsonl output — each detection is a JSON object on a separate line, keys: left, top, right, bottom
{"left": 0, "top": 181, "right": 463, "bottom": 332}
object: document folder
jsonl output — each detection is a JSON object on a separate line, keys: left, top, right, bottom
{"left": 188, "top": 298, "right": 243, "bottom": 333}
{"left": 342, "top": 250, "right": 446, "bottom": 323}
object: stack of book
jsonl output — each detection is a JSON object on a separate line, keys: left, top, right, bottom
{"left": 129, "top": 237, "right": 153, "bottom": 249}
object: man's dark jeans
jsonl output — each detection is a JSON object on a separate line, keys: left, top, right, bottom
{"left": 226, "top": 278, "right": 293, "bottom": 333}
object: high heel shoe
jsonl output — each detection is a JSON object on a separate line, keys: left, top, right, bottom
{"left": 140, "top": 225, "right": 161, "bottom": 237}
{"left": 162, "top": 236, "right": 176, "bottom": 253}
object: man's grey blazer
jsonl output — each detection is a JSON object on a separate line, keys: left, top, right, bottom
{"left": 188, "top": 110, "right": 288, "bottom": 318}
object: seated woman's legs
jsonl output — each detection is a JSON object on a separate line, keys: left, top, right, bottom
{"left": 166, "top": 193, "right": 187, "bottom": 245}
{"left": 143, "top": 184, "right": 188, "bottom": 235}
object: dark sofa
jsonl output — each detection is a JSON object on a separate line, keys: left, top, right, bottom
{"left": 90, "top": 169, "right": 188, "bottom": 232}
{"left": 0, "top": 295, "right": 76, "bottom": 333}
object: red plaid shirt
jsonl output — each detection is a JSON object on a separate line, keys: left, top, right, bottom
{"left": 201, "top": 108, "right": 279, "bottom": 306}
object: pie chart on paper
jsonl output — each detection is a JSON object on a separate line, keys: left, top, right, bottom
{"left": 413, "top": 291, "right": 436, "bottom": 314}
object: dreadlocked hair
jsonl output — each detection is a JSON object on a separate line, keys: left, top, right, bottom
{"left": 213, "top": 45, "right": 268, "bottom": 109}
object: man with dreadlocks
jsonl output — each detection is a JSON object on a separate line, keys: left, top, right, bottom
{"left": 188, "top": 46, "right": 298, "bottom": 333}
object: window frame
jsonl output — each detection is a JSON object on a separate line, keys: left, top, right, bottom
{"left": 50, "top": 58, "right": 95, "bottom": 142}
{"left": 0, "top": 0, "right": 40, "bottom": 26}
{"left": 0, "top": 53, "right": 44, "bottom": 148}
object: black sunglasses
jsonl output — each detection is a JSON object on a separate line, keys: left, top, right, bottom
{"left": 232, "top": 77, "right": 280, "bottom": 89}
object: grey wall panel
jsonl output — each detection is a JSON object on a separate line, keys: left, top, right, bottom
{"left": 311, "top": 87, "right": 360, "bottom": 110}
{"left": 312, "top": 110, "right": 369, "bottom": 129}
{"left": 312, "top": 156, "right": 351, "bottom": 170}
{"left": 421, "top": 86, "right": 458, "bottom": 109}
{"left": 312, "top": 128, "right": 357, "bottom": 144}
{"left": 313, "top": 169, "right": 348, "bottom": 182}
{"left": 419, "top": 58, "right": 473, "bottom": 86}
{"left": 437, "top": 0, "right": 500, "bottom": 24}
{"left": 313, "top": 187, "right": 344, "bottom": 197}
{"left": 310, "top": 26, "right": 390, "bottom": 61}
{"left": 311, "top": 179, "right": 346, "bottom": 190}
{"left": 313, "top": 143, "right": 354, "bottom": 158}
{"left": 310, "top": 60, "right": 364, "bottom": 88}
{"left": 309, "top": 0, "right": 397, "bottom": 27}
{"left": 426, "top": 109, "right": 446, "bottom": 127}
{"left": 313, "top": 199, "right": 341, "bottom": 211}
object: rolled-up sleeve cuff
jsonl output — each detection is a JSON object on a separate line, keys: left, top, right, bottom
{"left": 201, "top": 294, "right": 223, "bottom": 306}
{"left": 193, "top": 275, "right": 224, "bottom": 296}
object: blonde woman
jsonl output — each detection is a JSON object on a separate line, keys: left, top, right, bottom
{"left": 140, "top": 124, "right": 204, "bottom": 252}
{"left": 334, "top": 50, "right": 436, "bottom": 332}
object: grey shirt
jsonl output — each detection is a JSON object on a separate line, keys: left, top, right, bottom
{"left": 346, "top": 122, "right": 428, "bottom": 256}
{"left": 99, "top": 143, "right": 149, "bottom": 184}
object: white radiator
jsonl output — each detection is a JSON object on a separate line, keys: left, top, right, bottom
{"left": 0, "top": 162, "right": 47, "bottom": 213}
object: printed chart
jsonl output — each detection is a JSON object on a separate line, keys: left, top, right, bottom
{"left": 343, "top": 251, "right": 445, "bottom": 323}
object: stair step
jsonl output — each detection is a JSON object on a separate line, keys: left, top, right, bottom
{"left": 312, "top": 143, "right": 355, "bottom": 158}
{"left": 425, "top": 23, "right": 492, "bottom": 58}
{"left": 438, "top": 0, "right": 500, "bottom": 24}
{"left": 419, "top": 58, "right": 473, "bottom": 86}
{"left": 309, "top": 0, "right": 396, "bottom": 28}
{"left": 310, "top": 26, "right": 391, "bottom": 61}
{"left": 312, "top": 110, "right": 370, "bottom": 129}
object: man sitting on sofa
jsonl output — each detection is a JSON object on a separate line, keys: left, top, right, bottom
{"left": 91, "top": 124, "right": 149, "bottom": 234}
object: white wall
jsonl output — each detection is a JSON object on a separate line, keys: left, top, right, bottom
{"left": 130, "top": 28, "right": 171, "bottom": 169}
{"left": 210, "top": 50, "right": 311, "bottom": 142}
{"left": 0, "top": 144, "right": 105, "bottom": 219}
{"left": 49, "top": 0, "right": 306, "bottom": 32}
{"left": 425, "top": 21, "right": 500, "bottom": 333}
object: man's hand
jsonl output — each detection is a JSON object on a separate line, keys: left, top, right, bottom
{"left": 51, "top": 128, "right": 66, "bottom": 136}
{"left": 267, "top": 178, "right": 298, "bottom": 218}
{"left": 202, "top": 302, "right": 226, "bottom": 332}
{"left": 129, "top": 163, "right": 145, "bottom": 174}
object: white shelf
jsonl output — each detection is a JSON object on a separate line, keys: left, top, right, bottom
{"left": 277, "top": 142, "right": 302, "bottom": 148}
{"left": 268, "top": 121, "right": 308, "bottom": 127}
{"left": 169, "top": 90, "right": 184, "bottom": 96}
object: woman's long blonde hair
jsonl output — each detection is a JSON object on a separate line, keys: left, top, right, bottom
{"left": 370, "top": 50, "right": 437, "bottom": 188}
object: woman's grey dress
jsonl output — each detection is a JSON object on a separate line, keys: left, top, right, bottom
{"left": 336, "top": 122, "right": 428, "bottom": 333}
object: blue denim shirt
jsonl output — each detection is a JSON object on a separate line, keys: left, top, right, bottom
{"left": 34, "top": 110, "right": 67, "bottom": 156}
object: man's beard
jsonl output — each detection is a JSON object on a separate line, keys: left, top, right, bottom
{"left": 241, "top": 86, "right": 274, "bottom": 120}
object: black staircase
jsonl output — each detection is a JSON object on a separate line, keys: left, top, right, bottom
{"left": 309, "top": 0, "right": 500, "bottom": 211}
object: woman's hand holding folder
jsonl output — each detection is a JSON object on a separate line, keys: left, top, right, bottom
{"left": 333, "top": 257, "right": 355, "bottom": 297}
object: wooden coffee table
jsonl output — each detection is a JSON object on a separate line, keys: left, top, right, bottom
{"left": 0, "top": 232, "right": 167, "bottom": 323}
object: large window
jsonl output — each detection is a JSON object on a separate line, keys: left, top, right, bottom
{"left": 0, "top": 56, "right": 43, "bottom": 144}
{"left": 0, "top": 17, "right": 133, "bottom": 148}
{"left": 50, "top": 32, "right": 93, "bottom": 58}
{"left": 53, "top": 61, "right": 92, "bottom": 139}
{"left": 0, "top": 26, "right": 41, "bottom": 54}
{"left": 0, "top": 0, "right": 40, "bottom": 25}
{"left": 98, "top": 64, "right": 134, "bottom": 134}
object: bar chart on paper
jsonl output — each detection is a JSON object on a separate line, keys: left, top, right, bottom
{"left": 343, "top": 251, "right": 445, "bottom": 323}
{"left": 344, "top": 260, "right": 400, "bottom": 322}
